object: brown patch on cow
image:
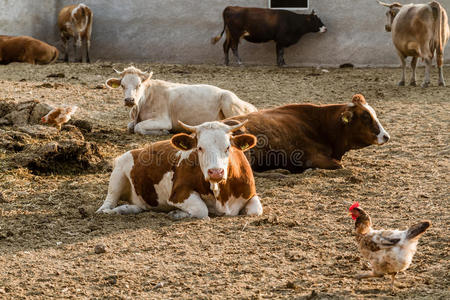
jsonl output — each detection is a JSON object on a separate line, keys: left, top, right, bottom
{"left": 130, "top": 141, "right": 176, "bottom": 207}
{"left": 217, "top": 148, "right": 256, "bottom": 203}
{"left": 169, "top": 150, "right": 210, "bottom": 204}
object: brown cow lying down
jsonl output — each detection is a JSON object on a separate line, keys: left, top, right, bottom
{"left": 0, "top": 35, "right": 59, "bottom": 65}
{"left": 96, "top": 120, "right": 262, "bottom": 219}
{"left": 227, "top": 94, "right": 390, "bottom": 173}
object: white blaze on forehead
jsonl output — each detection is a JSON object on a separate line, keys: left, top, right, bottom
{"left": 362, "top": 103, "right": 390, "bottom": 144}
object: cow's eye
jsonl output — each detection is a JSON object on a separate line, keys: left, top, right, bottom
{"left": 362, "top": 112, "right": 371, "bottom": 122}
{"left": 225, "top": 146, "right": 230, "bottom": 153}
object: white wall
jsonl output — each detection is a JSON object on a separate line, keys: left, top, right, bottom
{"left": 1, "top": 0, "right": 449, "bottom": 66}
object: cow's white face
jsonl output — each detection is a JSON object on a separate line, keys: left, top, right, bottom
{"left": 120, "top": 73, "right": 143, "bottom": 107}
{"left": 196, "top": 127, "right": 232, "bottom": 182}
{"left": 379, "top": 2, "right": 402, "bottom": 32}
{"left": 171, "top": 121, "right": 256, "bottom": 184}
{"left": 105, "top": 67, "right": 152, "bottom": 107}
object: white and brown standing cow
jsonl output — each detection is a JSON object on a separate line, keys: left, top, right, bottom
{"left": 96, "top": 120, "right": 262, "bottom": 219}
{"left": 105, "top": 66, "right": 257, "bottom": 135}
{"left": 379, "top": 1, "right": 449, "bottom": 87}
{"left": 57, "top": 3, "right": 93, "bottom": 63}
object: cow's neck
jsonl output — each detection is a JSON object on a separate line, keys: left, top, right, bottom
{"left": 134, "top": 80, "right": 153, "bottom": 119}
{"left": 316, "top": 104, "right": 351, "bottom": 160}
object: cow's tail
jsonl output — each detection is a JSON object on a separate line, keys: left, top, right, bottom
{"left": 211, "top": 23, "right": 226, "bottom": 44}
{"left": 50, "top": 47, "right": 59, "bottom": 64}
{"left": 430, "top": 1, "right": 444, "bottom": 66}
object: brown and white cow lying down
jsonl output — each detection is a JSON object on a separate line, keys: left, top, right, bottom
{"left": 0, "top": 35, "right": 58, "bottom": 65}
{"left": 96, "top": 120, "right": 262, "bottom": 219}
{"left": 227, "top": 94, "right": 390, "bottom": 173}
{"left": 379, "top": 1, "right": 449, "bottom": 87}
{"left": 105, "top": 66, "right": 257, "bottom": 135}
{"left": 58, "top": 3, "right": 93, "bottom": 63}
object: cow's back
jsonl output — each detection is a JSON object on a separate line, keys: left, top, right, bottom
{"left": 392, "top": 4, "right": 436, "bottom": 57}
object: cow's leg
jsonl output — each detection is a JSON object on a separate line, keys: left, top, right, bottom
{"left": 437, "top": 54, "right": 445, "bottom": 86}
{"left": 134, "top": 119, "right": 172, "bottom": 135}
{"left": 61, "top": 35, "right": 69, "bottom": 62}
{"left": 168, "top": 192, "right": 209, "bottom": 219}
{"left": 230, "top": 38, "right": 242, "bottom": 65}
{"left": 127, "top": 121, "right": 135, "bottom": 133}
{"left": 109, "top": 204, "right": 144, "bottom": 215}
{"left": 421, "top": 57, "right": 432, "bottom": 88}
{"left": 75, "top": 34, "right": 82, "bottom": 62}
{"left": 96, "top": 155, "right": 132, "bottom": 213}
{"left": 223, "top": 37, "right": 231, "bottom": 66}
{"left": 309, "top": 154, "right": 343, "bottom": 170}
{"left": 409, "top": 56, "right": 418, "bottom": 86}
{"left": 397, "top": 53, "right": 406, "bottom": 86}
{"left": 276, "top": 44, "right": 286, "bottom": 67}
{"left": 242, "top": 195, "right": 263, "bottom": 216}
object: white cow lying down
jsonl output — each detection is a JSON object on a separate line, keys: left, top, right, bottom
{"left": 96, "top": 120, "right": 263, "bottom": 219}
{"left": 106, "top": 66, "right": 258, "bottom": 135}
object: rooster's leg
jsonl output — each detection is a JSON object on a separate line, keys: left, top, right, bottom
{"left": 390, "top": 273, "right": 397, "bottom": 291}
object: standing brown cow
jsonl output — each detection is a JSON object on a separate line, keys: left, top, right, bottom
{"left": 379, "top": 1, "right": 449, "bottom": 87}
{"left": 57, "top": 3, "right": 93, "bottom": 63}
{"left": 0, "top": 35, "right": 59, "bottom": 65}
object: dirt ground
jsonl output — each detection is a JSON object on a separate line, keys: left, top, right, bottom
{"left": 0, "top": 62, "right": 449, "bottom": 299}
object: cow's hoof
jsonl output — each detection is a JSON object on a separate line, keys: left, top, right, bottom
{"left": 397, "top": 81, "right": 405, "bottom": 86}
{"left": 438, "top": 81, "right": 446, "bottom": 87}
{"left": 421, "top": 82, "right": 430, "bottom": 88}
{"left": 96, "top": 208, "right": 114, "bottom": 214}
{"left": 168, "top": 210, "right": 191, "bottom": 220}
{"left": 409, "top": 81, "right": 417, "bottom": 87}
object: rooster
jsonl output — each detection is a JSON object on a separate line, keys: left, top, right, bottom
{"left": 349, "top": 202, "right": 431, "bottom": 290}
{"left": 41, "top": 105, "right": 78, "bottom": 131}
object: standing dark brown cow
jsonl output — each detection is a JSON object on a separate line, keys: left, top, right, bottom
{"left": 0, "top": 35, "right": 59, "bottom": 65}
{"left": 57, "top": 3, "right": 93, "bottom": 63}
{"left": 226, "top": 94, "right": 390, "bottom": 173}
{"left": 211, "top": 6, "right": 327, "bottom": 66}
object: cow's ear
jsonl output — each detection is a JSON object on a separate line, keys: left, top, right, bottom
{"left": 341, "top": 111, "right": 354, "bottom": 125}
{"left": 171, "top": 133, "right": 196, "bottom": 151}
{"left": 105, "top": 78, "right": 121, "bottom": 89}
{"left": 231, "top": 134, "right": 257, "bottom": 152}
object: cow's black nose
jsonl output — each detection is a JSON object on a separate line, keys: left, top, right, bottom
{"left": 124, "top": 98, "right": 135, "bottom": 106}
{"left": 383, "top": 134, "right": 390, "bottom": 143}
{"left": 385, "top": 25, "right": 391, "bottom": 32}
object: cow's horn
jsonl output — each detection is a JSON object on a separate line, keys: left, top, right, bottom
{"left": 178, "top": 120, "right": 197, "bottom": 133}
{"left": 228, "top": 120, "right": 248, "bottom": 132}
{"left": 377, "top": 1, "right": 391, "bottom": 7}
{"left": 113, "top": 68, "right": 123, "bottom": 75}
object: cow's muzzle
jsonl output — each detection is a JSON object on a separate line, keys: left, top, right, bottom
{"left": 385, "top": 25, "right": 391, "bottom": 32}
{"left": 124, "top": 98, "right": 135, "bottom": 107}
{"left": 208, "top": 168, "right": 224, "bottom": 182}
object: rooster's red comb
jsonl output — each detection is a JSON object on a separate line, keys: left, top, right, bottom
{"left": 349, "top": 202, "right": 360, "bottom": 211}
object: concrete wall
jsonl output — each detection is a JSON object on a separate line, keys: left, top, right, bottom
{"left": 1, "top": 0, "right": 450, "bottom": 66}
